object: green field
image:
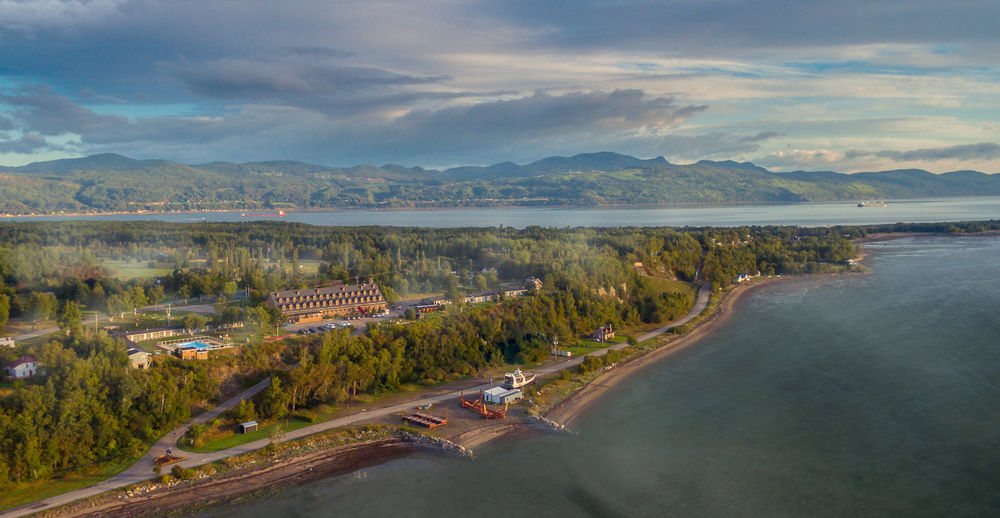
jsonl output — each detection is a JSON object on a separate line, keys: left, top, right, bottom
{"left": 99, "top": 259, "right": 173, "bottom": 280}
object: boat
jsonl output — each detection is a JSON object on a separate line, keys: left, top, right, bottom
{"left": 857, "top": 201, "right": 888, "bottom": 208}
{"left": 503, "top": 368, "right": 536, "bottom": 389}
{"left": 241, "top": 210, "right": 287, "bottom": 217}
{"left": 460, "top": 391, "right": 507, "bottom": 419}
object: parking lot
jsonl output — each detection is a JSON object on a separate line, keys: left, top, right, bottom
{"left": 282, "top": 306, "right": 407, "bottom": 337}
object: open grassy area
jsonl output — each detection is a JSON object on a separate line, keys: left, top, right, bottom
{"left": 186, "top": 415, "right": 317, "bottom": 453}
{"left": 98, "top": 259, "right": 173, "bottom": 280}
{"left": 0, "top": 457, "right": 134, "bottom": 511}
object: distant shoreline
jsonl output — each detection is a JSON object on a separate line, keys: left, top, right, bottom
{"left": 0, "top": 200, "right": 818, "bottom": 220}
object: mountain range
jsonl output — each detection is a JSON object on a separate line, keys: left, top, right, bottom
{"left": 1, "top": 152, "right": 998, "bottom": 214}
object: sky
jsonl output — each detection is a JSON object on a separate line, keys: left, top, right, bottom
{"left": 1, "top": 0, "right": 1000, "bottom": 173}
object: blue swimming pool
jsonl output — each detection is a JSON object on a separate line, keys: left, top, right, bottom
{"left": 177, "top": 341, "right": 211, "bottom": 349}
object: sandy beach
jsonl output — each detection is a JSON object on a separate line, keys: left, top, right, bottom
{"left": 29, "top": 276, "right": 816, "bottom": 518}
{"left": 545, "top": 278, "right": 775, "bottom": 427}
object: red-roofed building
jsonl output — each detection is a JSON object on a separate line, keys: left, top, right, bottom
{"left": 4, "top": 356, "right": 38, "bottom": 379}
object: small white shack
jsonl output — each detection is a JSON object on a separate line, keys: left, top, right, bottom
{"left": 484, "top": 386, "right": 523, "bottom": 405}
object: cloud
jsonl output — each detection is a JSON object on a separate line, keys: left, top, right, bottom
{"left": 280, "top": 46, "right": 354, "bottom": 59}
{"left": 487, "top": 1, "right": 1000, "bottom": 55}
{"left": 868, "top": 142, "right": 1000, "bottom": 162}
{"left": 0, "top": 0, "right": 127, "bottom": 30}
{"left": 0, "top": 133, "right": 50, "bottom": 154}
{"left": 395, "top": 89, "right": 705, "bottom": 140}
{"left": 0, "top": 86, "right": 715, "bottom": 165}
{"left": 172, "top": 58, "right": 449, "bottom": 101}
{"left": 1, "top": 85, "right": 128, "bottom": 136}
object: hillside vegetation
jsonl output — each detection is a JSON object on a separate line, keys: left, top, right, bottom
{"left": 2, "top": 152, "right": 999, "bottom": 214}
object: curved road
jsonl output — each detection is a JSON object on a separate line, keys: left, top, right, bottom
{"left": 5, "top": 284, "right": 709, "bottom": 517}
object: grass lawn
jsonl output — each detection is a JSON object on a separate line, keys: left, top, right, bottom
{"left": 186, "top": 415, "right": 319, "bottom": 453}
{"left": 99, "top": 259, "right": 173, "bottom": 281}
{"left": 0, "top": 457, "right": 134, "bottom": 511}
{"left": 185, "top": 378, "right": 475, "bottom": 454}
{"left": 565, "top": 342, "right": 606, "bottom": 356}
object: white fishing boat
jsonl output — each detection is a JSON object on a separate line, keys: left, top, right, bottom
{"left": 503, "top": 368, "right": 536, "bottom": 389}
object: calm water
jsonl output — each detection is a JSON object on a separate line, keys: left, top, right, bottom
{"left": 193, "top": 235, "right": 1000, "bottom": 517}
{"left": 8, "top": 196, "right": 1000, "bottom": 227}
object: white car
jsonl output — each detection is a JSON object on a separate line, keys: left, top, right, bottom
{"left": 323, "top": 323, "right": 336, "bottom": 329}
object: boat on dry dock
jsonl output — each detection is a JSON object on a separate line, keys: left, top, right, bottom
{"left": 503, "top": 369, "right": 536, "bottom": 389}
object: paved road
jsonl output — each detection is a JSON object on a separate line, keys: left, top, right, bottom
{"left": 4, "top": 284, "right": 710, "bottom": 517}
{"left": 1, "top": 379, "right": 272, "bottom": 518}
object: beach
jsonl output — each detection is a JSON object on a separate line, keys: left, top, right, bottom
{"left": 545, "top": 278, "right": 775, "bottom": 427}
{"left": 29, "top": 276, "right": 810, "bottom": 518}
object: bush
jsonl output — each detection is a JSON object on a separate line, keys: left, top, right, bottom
{"left": 171, "top": 465, "right": 194, "bottom": 480}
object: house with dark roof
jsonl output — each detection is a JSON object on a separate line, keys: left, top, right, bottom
{"left": 266, "top": 282, "right": 387, "bottom": 323}
{"left": 4, "top": 356, "right": 38, "bottom": 379}
{"left": 127, "top": 348, "right": 152, "bottom": 369}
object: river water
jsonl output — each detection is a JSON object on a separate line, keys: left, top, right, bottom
{"left": 192, "top": 234, "right": 1000, "bottom": 517}
{"left": 8, "top": 196, "right": 1000, "bottom": 227}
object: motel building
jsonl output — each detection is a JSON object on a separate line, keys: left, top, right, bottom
{"left": 267, "top": 281, "right": 387, "bottom": 323}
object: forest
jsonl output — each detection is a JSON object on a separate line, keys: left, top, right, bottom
{"left": 0, "top": 219, "right": 872, "bottom": 489}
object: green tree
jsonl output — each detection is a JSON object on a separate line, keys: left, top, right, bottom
{"left": 380, "top": 285, "right": 399, "bottom": 305}
{"left": 182, "top": 313, "right": 208, "bottom": 332}
{"left": 130, "top": 286, "right": 149, "bottom": 308}
{"left": 178, "top": 285, "right": 191, "bottom": 303}
{"left": 57, "top": 301, "right": 83, "bottom": 339}
{"left": 148, "top": 285, "right": 165, "bottom": 307}
{"left": 0, "top": 294, "right": 9, "bottom": 332}
{"left": 231, "top": 398, "right": 257, "bottom": 423}
{"left": 106, "top": 292, "right": 132, "bottom": 320}
{"left": 221, "top": 281, "right": 238, "bottom": 299}
{"left": 259, "top": 377, "right": 290, "bottom": 420}
{"left": 28, "top": 292, "right": 58, "bottom": 324}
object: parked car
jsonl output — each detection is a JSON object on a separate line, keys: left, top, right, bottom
{"left": 323, "top": 323, "right": 336, "bottom": 329}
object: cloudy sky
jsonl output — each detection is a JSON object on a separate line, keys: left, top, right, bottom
{"left": 1, "top": 0, "right": 999, "bottom": 172}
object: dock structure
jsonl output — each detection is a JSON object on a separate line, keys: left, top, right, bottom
{"left": 460, "top": 390, "right": 508, "bottom": 419}
{"left": 402, "top": 409, "right": 448, "bottom": 428}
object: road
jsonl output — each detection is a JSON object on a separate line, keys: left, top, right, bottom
{"left": 4, "top": 284, "right": 710, "bottom": 517}
{"left": 0, "top": 378, "right": 272, "bottom": 517}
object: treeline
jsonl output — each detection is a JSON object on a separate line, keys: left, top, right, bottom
{"left": 0, "top": 335, "right": 215, "bottom": 486}
{"left": 0, "top": 221, "right": 858, "bottom": 334}
{"left": 5, "top": 153, "right": 1000, "bottom": 214}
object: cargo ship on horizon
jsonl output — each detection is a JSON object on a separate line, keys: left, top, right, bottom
{"left": 241, "top": 210, "right": 287, "bottom": 217}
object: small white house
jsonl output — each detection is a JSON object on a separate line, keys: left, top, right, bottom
{"left": 4, "top": 356, "right": 38, "bottom": 379}
{"left": 127, "top": 348, "right": 152, "bottom": 369}
{"left": 0, "top": 337, "right": 15, "bottom": 348}
{"left": 484, "top": 386, "right": 523, "bottom": 405}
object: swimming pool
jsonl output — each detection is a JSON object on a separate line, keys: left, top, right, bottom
{"left": 176, "top": 341, "right": 212, "bottom": 349}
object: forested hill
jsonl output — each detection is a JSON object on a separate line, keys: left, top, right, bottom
{"left": 2, "top": 152, "right": 999, "bottom": 214}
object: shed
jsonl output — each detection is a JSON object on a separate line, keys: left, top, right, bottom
{"left": 484, "top": 387, "right": 523, "bottom": 405}
{"left": 239, "top": 421, "right": 258, "bottom": 434}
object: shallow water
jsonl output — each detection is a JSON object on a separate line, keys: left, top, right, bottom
{"left": 9, "top": 196, "right": 1000, "bottom": 228}
{"left": 193, "top": 235, "right": 1000, "bottom": 517}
